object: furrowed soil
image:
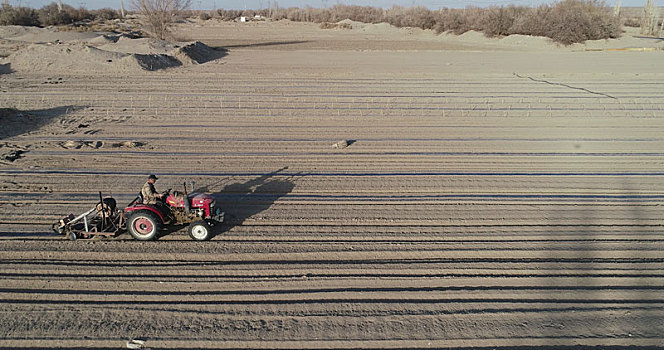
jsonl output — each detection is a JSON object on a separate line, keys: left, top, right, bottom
{"left": 1, "top": 20, "right": 664, "bottom": 349}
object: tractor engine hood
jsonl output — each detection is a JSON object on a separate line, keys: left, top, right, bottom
{"left": 190, "top": 193, "right": 215, "bottom": 208}
{"left": 166, "top": 192, "right": 215, "bottom": 208}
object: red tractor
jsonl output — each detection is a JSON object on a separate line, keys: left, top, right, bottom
{"left": 124, "top": 182, "right": 224, "bottom": 241}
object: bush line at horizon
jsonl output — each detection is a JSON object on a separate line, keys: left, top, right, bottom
{"left": 0, "top": 3, "right": 119, "bottom": 27}
{"left": 0, "top": 0, "right": 660, "bottom": 44}
{"left": 218, "top": 0, "right": 624, "bottom": 45}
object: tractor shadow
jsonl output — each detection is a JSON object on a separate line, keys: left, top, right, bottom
{"left": 196, "top": 167, "right": 301, "bottom": 239}
{"left": 209, "top": 40, "right": 312, "bottom": 50}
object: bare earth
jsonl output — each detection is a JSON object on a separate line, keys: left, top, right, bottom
{"left": 1, "top": 19, "right": 664, "bottom": 349}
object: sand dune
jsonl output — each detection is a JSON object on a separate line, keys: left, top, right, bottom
{"left": 4, "top": 38, "right": 221, "bottom": 73}
{"left": 0, "top": 24, "right": 222, "bottom": 73}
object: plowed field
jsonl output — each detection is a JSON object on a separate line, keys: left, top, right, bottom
{"left": 1, "top": 21, "right": 664, "bottom": 349}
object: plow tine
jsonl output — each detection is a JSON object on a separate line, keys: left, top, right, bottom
{"left": 98, "top": 191, "right": 105, "bottom": 232}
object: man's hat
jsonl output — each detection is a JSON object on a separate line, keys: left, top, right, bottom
{"left": 148, "top": 174, "right": 158, "bottom": 180}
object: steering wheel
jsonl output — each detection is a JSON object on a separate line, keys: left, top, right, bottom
{"left": 158, "top": 188, "right": 171, "bottom": 201}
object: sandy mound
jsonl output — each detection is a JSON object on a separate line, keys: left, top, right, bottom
{"left": 7, "top": 42, "right": 181, "bottom": 73}
{"left": 456, "top": 30, "right": 494, "bottom": 43}
{"left": 9, "top": 43, "right": 130, "bottom": 72}
{"left": 500, "top": 34, "right": 557, "bottom": 49}
{"left": 358, "top": 22, "right": 397, "bottom": 34}
{"left": 0, "top": 25, "right": 40, "bottom": 39}
{"left": 2, "top": 25, "right": 223, "bottom": 73}
{"left": 99, "top": 37, "right": 222, "bottom": 63}
{"left": 6, "top": 38, "right": 221, "bottom": 73}
{"left": 88, "top": 33, "right": 127, "bottom": 45}
{"left": 338, "top": 19, "right": 364, "bottom": 30}
{"left": 399, "top": 27, "right": 427, "bottom": 36}
{"left": 100, "top": 37, "right": 222, "bottom": 64}
{"left": 580, "top": 34, "right": 664, "bottom": 50}
{"left": 0, "top": 25, "right": 98, "bottom": 43}
{"left": 98, "top": 37, "right": 179, "bottom": 55}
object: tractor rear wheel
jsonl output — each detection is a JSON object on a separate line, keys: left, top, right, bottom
{"left": 127, "top": 210, "right": 161, "bottom": 241}
{"left": 188, "top": 220, "right": 212, "bottom": 241}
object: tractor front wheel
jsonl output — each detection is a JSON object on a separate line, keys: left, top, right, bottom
{"left": 188, "top": 221, "right": 212, "bottom": 241}
{"left": 127, "top": 211, "right": 162, "bottom": 241}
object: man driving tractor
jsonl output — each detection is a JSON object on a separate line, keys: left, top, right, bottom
{"left": 53, "top": 174, "right": 224, "bottom": 241}
{"left": 141, "top": 174, "right": 164, "bottom": 204}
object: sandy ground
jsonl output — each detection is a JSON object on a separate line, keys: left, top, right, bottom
{"left": 1, "top": 19, "right": 664, "bottom": 349}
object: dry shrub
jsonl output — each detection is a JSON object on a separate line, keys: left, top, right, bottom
{"left": 1, "top": 3, "right": 121, "bottom": 26}
{"left": 411, "top": 7, "right": 437, "bottom": 29}
{"left": 91, "top": 8, "right": 120, "bottom": 21}
{"left": 131, "top": 0, "right": 192, "bottom": 40}
{"left": 476, "top": 6, "right": 528, "bottom": 37}
{"left": 508, "top": 6, "right": 552, "bottom": 37}
{"left": 216, "top": 9, "right": 263, "bottom": 21}
{"left": 199, "top": 11, "right": 211, "bottom": 20}
{"left": 216, "top": 9, "right": 243, "bottom": 21}
{"left": 67, "top": 6, "right": 93, "bottom": 22}
{"left": 434, "top": 9, "right": 473, "bottom": 34}
{"left": 38, "top": 3, "right": 72, "bottom": 25}
{"left": 328, "top": 4, "right": 383, "bottom": 24}
{"left": 272, "top": 7, "right": 318, "bottom": 22}
{"left": 319, "top": 22, "right": 351, "bottom": 29}
{"left": 543, "top": 0, "right": 620, "bottom": 44}
{"left": 297, "top": 7, "right": 333, "bottom": 22}
{"left": 385, "top": 6, "right": 436, "bottom": 29}
{"left": 432, "top": 0, "right": 619, "bottom": 44}
{"left": 641, "top": 0, "right": 659, "bottom": 35}
{"left": 268, "top": 6, "right": 382, "bottom": 24}
{"left": 37, "top": 3, "right": 93, "bottom": 25}
{"left": 623, "top": 17, "right": 640, "bottom": 27}
{"left": 0, "top": 4, "right": 40, "bottom": 26}
{"left": 240, "top": 9, "right": 257, "bottom": 18}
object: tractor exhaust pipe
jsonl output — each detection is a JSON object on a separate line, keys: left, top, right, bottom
{"left": 183, "top": 182, "right": 191, "bottom": 212}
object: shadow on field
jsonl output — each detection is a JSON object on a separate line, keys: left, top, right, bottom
{"left": 212, "top": 40, "right": 311, "bottom": 50}
{"left": 185, "top": 45, "right": 228, "bottom": 64}
{"left": 194, "top": 167, "right": 304, "bottom": 238}
{"left": 632, "top": 35, "right": 664, "bottom": 42}
{"left": 0, "top": 63, "right": 11, "bottom": 75}
{"left": 534, "top": 179, "right": 658, "bottom": 342}
{"left": 0, "top": 105, "right": 79, "bottom": 140}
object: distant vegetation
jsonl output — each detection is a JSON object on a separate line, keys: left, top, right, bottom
{"left": 0, "top": 0, "right": 632, "bottom": 45}
{"left": 217, "top": 0, "right": 622, "bottom": 45}
{"left": 0, "top": 2, "right": 119, "bottom": 27}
